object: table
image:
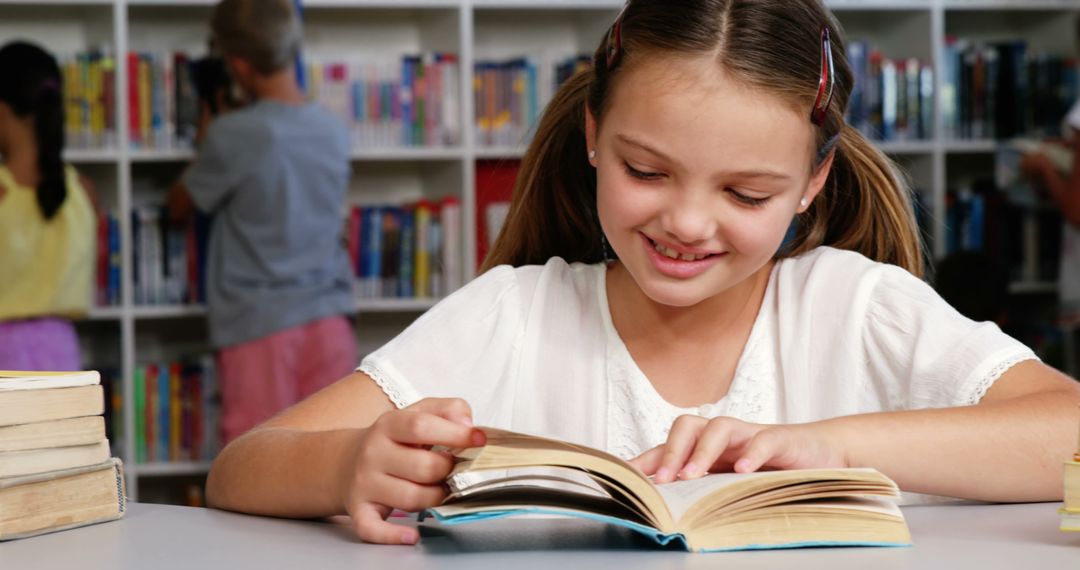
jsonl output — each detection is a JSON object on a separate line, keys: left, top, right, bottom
{"left": 3, "top": 502, "right": 1078, "bottom": 569}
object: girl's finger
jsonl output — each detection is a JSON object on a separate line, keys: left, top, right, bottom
{"left": 406, "top": 397, "right": 475, "bottom": 427}
{"left": 382, "top": 446, "right": 455, "bottom": 484}
{"left": 370, "top": 472, "right": 448, "bottom": 513}
{"left": 680, "top": 420, "right": 735, "bottom": 479}
{"left": 385, "top": 411, "right": 485, "bottom": 449}
{"left": 628, "top": 445, "right": 664, "bottom": 476}
{"left": 734, "top": 429, "right": 785, "bottom": 473}
{"left": 656, "top": 415, "right": 706, "bottom": 484}
{"left": 351, "top": 502, "right": 419, "bottom": 545}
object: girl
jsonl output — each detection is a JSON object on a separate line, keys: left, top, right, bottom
{"left": 0, "top": 41, "right": 97, "bottom": 371}
{"left": 206, "top": 0, "right": 1080, "bottom": 545}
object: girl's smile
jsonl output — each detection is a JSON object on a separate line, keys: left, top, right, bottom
{"left": 641, "top": 233, "right": 727, "bottom": 279}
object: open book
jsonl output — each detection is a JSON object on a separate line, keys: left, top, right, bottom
{"left": 426, "top": 428, "right": 911, "bottom": 552}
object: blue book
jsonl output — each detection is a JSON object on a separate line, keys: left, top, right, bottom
{"left": 398, "top": 205, "right": 415, "bottom": 298}
{"left": 424, "top": 428, "right": 911, "bottom": 552}
{"left": 107, "top": 214, "right": 120, "bottom": 305}
{"left": 157, "top": 364, "right": 169, "bottom": 463}
{"left": 363, "top": 206, "right": 383, "bottom": 297}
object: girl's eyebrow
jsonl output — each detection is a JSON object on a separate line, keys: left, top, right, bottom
{"left": 615, "top": 133, "right": 793, "bottom": 182}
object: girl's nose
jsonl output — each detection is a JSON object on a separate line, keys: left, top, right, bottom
{"left": 660, "top": 187, "right": 719, "bottom": 246}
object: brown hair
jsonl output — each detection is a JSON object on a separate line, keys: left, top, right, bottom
{"left": 211, "top": 0, "right": 302, "bottom": 75}
{"left": 482, "top": 0, "right": 924, "bottom": 277}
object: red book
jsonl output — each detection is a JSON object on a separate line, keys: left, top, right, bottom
{"left": 144, "top": 363, "right": 157, "bottom": 462}
{"left": 474, "top": 160, "right": 520, "bottom": 268}
{"left": 127, "top": 52, "right": 141, "bottom": 147}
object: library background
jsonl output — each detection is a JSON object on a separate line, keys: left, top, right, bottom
{"left": 4, "top": 0, "right": 1080, "bottom": 505}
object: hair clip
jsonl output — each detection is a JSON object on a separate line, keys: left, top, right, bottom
{"left": 605, "top": 2, "right": 630, "bottom": 70}
{"left": 810, "top": 26, "right": 835, "bottom": 126}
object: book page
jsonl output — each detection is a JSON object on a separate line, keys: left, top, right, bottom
{"left": 655, "top": 472, "right": 765, "bottom": 522}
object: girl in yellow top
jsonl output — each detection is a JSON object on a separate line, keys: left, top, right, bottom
{"left": 0, "top": 41, "right": 96, "bottom": 371}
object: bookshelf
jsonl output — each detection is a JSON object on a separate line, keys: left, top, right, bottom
{"left": 3, "top": 0, "right": 1078, "bottom": 501}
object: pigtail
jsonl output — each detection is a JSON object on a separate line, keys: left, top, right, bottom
{"left": 480, "top": 70, "right": 603, "bottom": 272}
{"left": 786, "top": 123, "right": 925, "bottom": 277}
{"left": 33, "top": 81, "right": 66, "bottom": 220}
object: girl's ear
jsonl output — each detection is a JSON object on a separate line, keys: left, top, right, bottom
{"left": 585, "top": 106, "right": 598, "bottom": 166}
{"left": 799, "top": 150, "right": 835, "bottom": 213}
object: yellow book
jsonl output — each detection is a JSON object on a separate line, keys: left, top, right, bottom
{"left": 414, "top": 202, "right": 432, "bottom": 297}
{"left": 428, "top": 427, "right": 911, "bottom": 552}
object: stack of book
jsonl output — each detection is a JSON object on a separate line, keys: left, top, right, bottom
{"left": 0, "top": 371, "right": 126, "bottom": 541}
{"left": 1062, "top": 407, "right": 1080, "bottom": 532}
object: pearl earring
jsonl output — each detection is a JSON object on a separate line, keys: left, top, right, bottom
{"left": 588, "top": 150, "right": 596, "bottom": 160}
{"left": 800, "top": 197, "right": 808, "bottom": 208}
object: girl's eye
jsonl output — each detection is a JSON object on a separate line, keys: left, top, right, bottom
{"left": 727, "top": 188, "right": 770, "bottom": 207}
{"left": 623, "top": 162, "right": 663, "bottom": 181}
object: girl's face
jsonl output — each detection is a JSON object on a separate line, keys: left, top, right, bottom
{"left": 586, "top": 55, "right": 832, "bottom": 308}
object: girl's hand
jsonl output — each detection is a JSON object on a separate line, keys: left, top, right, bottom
{"left": 629, "top": 415, "right": 848, "bottom": 483}
{"left": 339, "top": 397, "right": 486, "bottom": 545}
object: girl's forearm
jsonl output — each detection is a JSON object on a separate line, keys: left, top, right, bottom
{"left": 817, "top": 390, "right": 1080, "bottom": 501}
{"left": 206, "top": 427, "right": 361, "bottom": 518}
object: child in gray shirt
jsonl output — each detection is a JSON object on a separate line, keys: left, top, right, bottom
{"left": 171, "top": 0, "right": 357, "bottom": 444}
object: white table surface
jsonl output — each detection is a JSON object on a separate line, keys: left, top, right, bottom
{"left": 3, "top": 502, "right": 1079, "bottom": 569}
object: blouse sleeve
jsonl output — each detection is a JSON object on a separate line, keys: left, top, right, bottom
{"left": 862, "top": 265, "right": 1038, "bottom": 410}
{"left": 357, "top": 265, "right": 526, "bottom": 426}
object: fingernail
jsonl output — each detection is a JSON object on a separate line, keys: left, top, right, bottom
{"left": 459, "top": 416, "right": 474, "bottom": 427}
{"left": 678, "top": 463, "right": 698, "bottom": 479}
{"left": 655, "top": 467, "right": 671, "bottom": 482}
{"left": 734, "top": 458, "right": 752, "bottom": 473}
{"left": 470, "top": 429, "right": 486, "bottom": 447}
{"left": 401, "top": 532, "right": 418, "bottom": 545}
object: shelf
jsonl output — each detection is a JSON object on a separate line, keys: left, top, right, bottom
{"left": 827, "top": 0, "right": 933, "bottom": 10}
{"left": 134, "top": 461, "right": 213, "bottom": 476}
{"left": 472, "top": 0, "right": 622, "bottom": 8}
{"left": 351, "top": 146, "right": 465, "bottom": 161}
{"left": 944, "top": 0, "right": 1080, "bottom": 10}
{"left": 475, "top": 146, "right": 526, "bottom": 160}
{"left": 132, "top": 304, "right": 208, "bottom": 319}
{"left": 64, "top": 148, "right": 120, "bottom": 163}
{"left": 876, "top": 140, "right": 936, "bottom": 155}
{"left": 356, "top": 297, "right": 440, "bottom": 312}
{"left": 86, "top": 306, "right": 124, "bottom": 320}
{"left": 943, "top": 140, "right": 1000, "bottom": 154}
{"left": 1009, "top": 281, "right": 1059, "bottom": 294}
{"left": 129, "top": 147, "right": 196, "bottom": 163}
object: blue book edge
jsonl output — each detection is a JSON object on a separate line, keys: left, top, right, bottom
{"left": 422, "top": 507, "right": 912, "bottom": 553}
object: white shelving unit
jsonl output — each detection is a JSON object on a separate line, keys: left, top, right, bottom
{"left": 4, "top": 0, "right": 1076, "bottom": 500}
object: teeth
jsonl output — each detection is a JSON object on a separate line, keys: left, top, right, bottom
{"left": 652, "top": 240, "right": 710, "bottom": 261}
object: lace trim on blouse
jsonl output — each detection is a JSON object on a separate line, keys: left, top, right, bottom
{"left": 357, "top": 361, "right": 411, "bottom": 409}
{"left": 961, "top": 353, "right": 1039, "bottom": 406}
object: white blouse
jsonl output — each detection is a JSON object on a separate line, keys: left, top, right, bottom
{"left": 359, "top": 246, "right": 1036, "bottom": 467}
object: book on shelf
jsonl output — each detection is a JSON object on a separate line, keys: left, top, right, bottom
{"left": 1061, "top": 406, "right": 1080, "bottom": 532}
{"left": 305, "top": 53, "right": 461, "bottom": 149}
{"left": 475, "top": 160, "right": 520, "bottom": 268}
{"left": 0, "top": 458, "right": 126, "bottom": 541}
{"left": 941, "top": 37, "right": 1079, "bottom": 141}
{"left": 344, "top": 197, "right": 461, "bottom": 300}
{"left": 133, "top": 358, "right": 219, "bottom": 465}
{"left": 61, "top": 49, "right": 117, "bottom": 150}
{"left": 426, "top": 428, "right": 911, "bottom": 552}
{"left": 846, "top": 40, "right": 933, "bottom": 142}
{"left": 474, "top": 54, "right": 591, "bottom": 149}
{"left": 129, "top": 205, "right": 210, "bottom": 307}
